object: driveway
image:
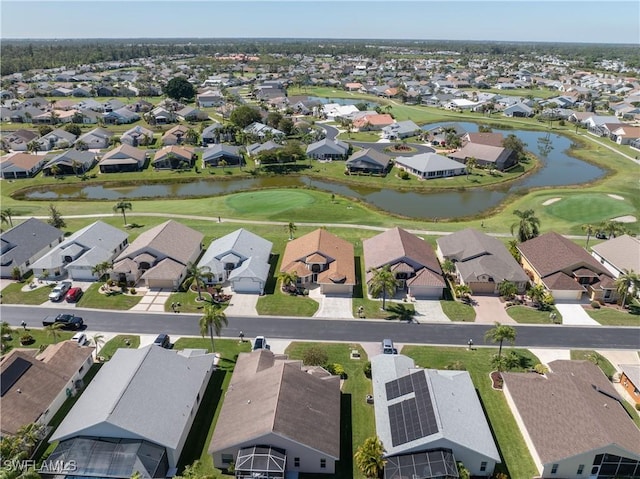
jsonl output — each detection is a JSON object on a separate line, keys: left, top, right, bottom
{"left": 309, "top": 286, "right": 353, "bottom": 319}
{"left": 413, "top": 300, "right": 450, "bottom": 322}
{"left": 473, "top": 295, "right": 517, "bottom": 324}
{"left": 554, "top": 302, "right": 599, "bottom": 326}
{"left": 528, "top": 348, "right": 571, "bottom": 366}
{"left": 223, "top": 291, "right": 259, "bottom": 316}
{"left": 129, "top": 288, "right": 171, "bottom": 312}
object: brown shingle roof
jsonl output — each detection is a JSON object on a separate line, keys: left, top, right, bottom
{"left": 502, "top": 360, "right": 640, "bottom": 465}
{"left": 0, "top": 153, "right": 43, "bottom": 170}
{"left": 464, "top": 132, "right": 505, "bottom": 147}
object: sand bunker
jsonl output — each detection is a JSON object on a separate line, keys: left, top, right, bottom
{"left": 612, "top": 215, "right": 636, "bottom": 223}
{"left": 542, "top": 197, "right": 562, "bottom": 206}
{"left": 608, "top": 194, "right": 625, "bottom": 200}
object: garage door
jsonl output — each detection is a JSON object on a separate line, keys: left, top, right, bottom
{"left": 409, "top": 286, "right": 443, "bottom": 299}
{"left": 232, "top": 278, "right": 262, "bottom": 294}
{"left": 552, "top": 290, "right": 583, "bottom": 301}
{"left": 69, "top": 268, "right": 96, "bottom": 281}
{"left": 468, "top": 282, "right": 496, "bottom": 294}
{"left": 321, "top": 283, "right": 353, "bottom": 296}
{"left": 146, "top": 278, "right": 176, "bottom": 289}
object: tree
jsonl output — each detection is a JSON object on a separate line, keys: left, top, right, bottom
{"left": 199, "top": 304, "right": 228, "bottom": 353}
{"left": 47, "top": 203, "right": 66, "bottom": 229}
{"left": 302, "top": 344, "right": 329, "bottom": 366}
{"left": 503, "top": 133, "right": 526, "bottom": 159}
{"left": 91, "top": 261, "right": 112, "bottom": 288}
{"left": 498, "top": 281, "right": 518, "bottom": 300}
{"left": 507, "top": 239, "right": 521, "bottom": 262}
{"left": 457, "top": 462, "right": 471, "bottom": 479}
{"left": 441, "top": 259, "right": 456, "bottom": 278}
{"left": 164, "top": 77, "right": 196, "bottom": 101}
{"left": 45, "top": 322, "right": 65, "bottom": 344}
{"left": 285, "top": 222, "right": 297, "bottom": 240}
{"left": 50, "top": 164, "right": 62, "bottom": 178}
{"left": 113, "top": 201, "right": 132, "bottom": 225}
{"left": 11, "top": 266, "right": 21, "bottom": 280}
{"left": 185, "top": 128, "right": 199, "bottom": 146}
{"left": 484, "top": 322, "right": 517, "bottom": 361}
{"left": 183, "top": 262, "right": 212, "bottom": 301}
{"left": 1, "top": 322, "right": 14, "bottom": 352}
{"left": 615, "top": 269, "right": 640, "bottom": 308}
{"left": 582, "top": 223, "right": 596, "bottom": 250}
{"left": 368, "top": 265, "right": 398, "bottom": 310}
{"left": 510, "top": 209, "right": 540, "bottom": 242}
{"left": 527, "top": 284, "right": 547, "bottom": 309}
{"left": 599, "top": 219, "right": 627, "bottom": 239}
{"left": 229, "top": 105, "right": 262, "bottom": 129}
{"left": 354, "top": 436, "right": 386, "bottom": 479}
{"left": 266, "top": 111, "right": 283, "bottom": 129}
{"left": 454, "top": 284, "right": 472, "bottom": 300}
{"left": 279, "top": 271, "right": 298, "bottom": 292}
{"left": 465, "top": 157, "right": 477, "bottom": 179}
{"left": 64, "top": 123, "right": 82, "bottom": 136}
{"left": 26, "top": 140, "right": 40, "bottom": 153}
{"left": 1, "top": 208, "right": 15, "bottom": 228}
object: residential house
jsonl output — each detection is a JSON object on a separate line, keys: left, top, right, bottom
{"left": 103, "top": 107, "right": 140, "bottom": 124}
{"left": 121, "top": 125, "right": 154, "bottom": 147}
{"left": 353, "top": 113, "right": 394, "bottom": 131}
{"left": 517, "top": 232, "right": 616, "bottom": 302}
{"left": 590, "top": 234, "right": 640, "bottom": 279}
{"left": 110, "top": 220, "right": 203, "bottom": 289}
{"left": 395, "top": 152, "right": 466, "bottom": 179}
{"left": 2, "top": 129, "right": 39, "bottom": 151}
{"left": 30, "top": 221, "right": 128, "bottom": 281}
{"left": 42, "top": 150, "right": 97, "bottom": 176}
{"left": 462, "top": 132, "right": 505, "bottom": 148}
{"left": 619, "top": 364, "right": 640, "bottom": 405}
{"left": 371, "top": 354, "right": 501, "bottom": 478}
{"left": 305, "top": 138, "right": 349, "bottom": 160}
{"left": 502, "top": 360, "right": 640, "bottom": 479}
{"left": 161, "top": 125, "right": 190, "bottom": 146}
{"left": 244, "top": 122, "right": 285, "bottom": 139}
{"left": 75, "top": 127, "right": 113, "bottom": 150}
{"left": 209, "top": 349, "right": 340, "bottom": 476}
{"left": 381, "top": 120, "right": 421, "bottom": 140}
{"left": 197, "top": 89, "right": 224, "bottom": 107}
{"left": 364, "top": 227, "right": 445, "bottom": 299}
{"left": 46, "top": 346, "right": 216, "bottom": 478}
{"left": 98, "top": 144, "right": 147, "bottom": 173}
{"left": 280, "top": 228, "right": 355, "bottom": 295}
{"left": 36, "top": 128, "right": 77, "bottom": 151}
{"left": 345, "top": 148, "right": 392, "bottom": 175}
{"left": 149, "top": 106, "right": 177, "bottom": 124}
{"left": 202, "top": 144, "right": 243, "bottom": 167}
{"left": 0, "top": 153, "right": 48, "bottom": 179}
{"left": 436, "top": 228, "right": 529, "bottom": 294}
{"left": 0, "top": 341, "right": 95, "bottom": 436}
{"left": 177, "top": 106, "right": 208, "bottom": 122}
{"left": 0, "top": 218, "right": 64, "bottom": 279}
{"left": 319, "top": 103, "right": 359, "bottom": 120}
{"left": 503, "top": 102, "right": 534, "bottom": 117}
{"left": 201, "top": 122, "right": 223, "bottom": 145}
{"left": 609, "top": 125, "right": 640, "bottom": 145}
{"left": 584, "top": 115, "right": 622, "bottom": 136}
{"left": 197, "top": 228, "right": 272, "bottom": 294}
{"left": 152, "top": 145, "right": 195, "bottom": 170}
{"left": 246, "top": 140, "right": 282, "bottom": 157}
{"left": 448, "top": 143, "right": 517, "bottom": 171}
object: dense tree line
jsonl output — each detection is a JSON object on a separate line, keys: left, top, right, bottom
{"left": 2, "top": 38, "right": 637, "bottom": 76}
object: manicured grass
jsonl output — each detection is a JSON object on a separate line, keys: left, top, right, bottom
{"left": 506, "top": 305, "right": 562, "bottom": 324}
{"left": 77, "top": 282, "right": 143, "bottom": 310}
{"left": 256, "top": 288, "right": 319, "bottom": 317}
{"left": 165, "top": 290, "right": 228, "bottom": 314}
{"left": 586, "top": 307, "right": 640, "bottom": 326}
{"left": 342, "top": 131, "right": 381, "bottom": 142}
{"left": 440, "top": 300, "right": 476, "bottom": 322}
{"left": 226, "top": 189, "right": 315, "bottom": 217}
{"left": 544, "top": 193, "right": 635, "bottom": 223}
{"left": 99, "top": 334, "right": 140, "bottom": 360}
{"left": 0, "top": 280, "right": 55, "bottom": 305}
{"left": 1, "top": 326, "right": 74, "bottom": 354}
{"left": 173, "top": 337, "right": 252, "bottom": 357}
{"left": 285, "top": 342, "right": 374, "bottom": 479}
{"left": 402, "top": 346, "right": 540, "bottom": 479}
{"left": 570, "top": 350, "right": 617, "bottom": 379}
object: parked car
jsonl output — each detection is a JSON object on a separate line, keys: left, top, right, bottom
{"left": 153, "top": 333, "right": 171, "bottom": 349}
{"left": 382, "top": 338, "right": 396, "bottom": 355}
{"left": 595, "top": 231, "right": 608, "bottom": 240}
{"left": 71, "top": 332, "right": 87, "bottom": 345}
{"left": 42, "top": 313, "right": 84, "bottom": 330}
{"left": 66, "top": 287, "right": 83, "bottom": 302}
{"left": 49, "top": 281, "right": 72, "bottom": 302}
{"left": 253, "top": 336, "right": 268, "bottom": 351}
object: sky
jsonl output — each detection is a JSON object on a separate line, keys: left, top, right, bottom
{"left": 1, "top": 0, "right": 638, "bottom": 44}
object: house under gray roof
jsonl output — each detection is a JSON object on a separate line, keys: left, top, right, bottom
{"left": 346, "top": 148, "right": 392, "bottom": 171}
{"left": 395, "top": 153, "right": 465, "bottom": 176}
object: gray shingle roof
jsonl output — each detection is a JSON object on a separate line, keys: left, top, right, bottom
{"left": 198, "top": 228, "right": 272, "bottom": 277}
{"left": 591, "top": 234, "right": 640, "bottom": 274}
{"left": 0, "top": 218, "right": 63, "bottom": 272}
{"left": 395, "top": 153, "right": 465, "bottom": 174}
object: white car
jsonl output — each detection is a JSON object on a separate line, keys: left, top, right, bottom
{"left": 49, "top": 281, "right": 72, "bottom": 302}
{"left": 71, "top": 332, "right": 87, "bottom": 345}
{"left": 253, "top": 336, "right": 269, "bottom": 351}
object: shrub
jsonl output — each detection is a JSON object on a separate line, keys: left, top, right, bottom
{"left": 444, "top": 360, "right": 466, "bottom": 370}
{"left": 636, "top": 403, "right": 640, "bottom": 411}
{"left": 399, "top": 170, "right": 410, "bottom": 180}
{"left": 363, "top": 361, "right": 372, "bottom": 378}
{"left": 302, "top": 345, "right": 329, "bottom": 366}
{"left": 327, "top": 363, "right": 345, "bottom": 377}
{"left": 129, "top": 288, "right": 137, "bottom": 295}
{"left": 591, "top": 301, "right": 601, "bottom": 309}
{"left": 20, "top": 333, "right": 34, "bottom": 345}
{"left": 534, "top": 363, "right": 549, "bottom": 374}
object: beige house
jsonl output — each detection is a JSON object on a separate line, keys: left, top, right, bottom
{"left": 280, "top": 229, "right": 355, "bottom": 295}
{"left": 110, "top": 220, "right": 203, "bottom": 289}
{"left": 209, "top": 350, "right": 341, "bottom": 477}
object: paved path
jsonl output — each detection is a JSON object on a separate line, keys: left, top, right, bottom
{"left": 223, "top": 291, "right": 259, "bottom": 316}
{"left": 130, "top": 288, "right": 171, "bottom": 312}
{"left": 309, "top": 287, "right": 354, "bottom": 319}
{"left": 473, "top": 295, "right": 517, "bottom": 324}
{"left": 555, "top": 302, "right": 599, "bottom": 326}
{"left": 413, "top": 300, "right": 450, "bottom": 322}
{"left": 528, "top": 348, "right": 571, "bottom": 366}
{"left": 579, "top": 133, "right": 640, "bottom": 165}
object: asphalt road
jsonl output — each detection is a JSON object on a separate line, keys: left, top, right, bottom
{"left": 3, "top": 305, "right": 639, "bottom": 350}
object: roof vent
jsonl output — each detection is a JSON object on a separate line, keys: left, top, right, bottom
{"left": 247, "top": 399, "right": 251, "bottom": 404}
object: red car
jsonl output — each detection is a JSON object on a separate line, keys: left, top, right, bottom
{"left": 65, "top": 287, "right": 83, "bottom": 302}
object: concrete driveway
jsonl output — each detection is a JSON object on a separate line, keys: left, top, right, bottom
{"left": 555, "top": 302, "right": 599, "bottom": 326}
{"left": 309, "top": 287, "right": 353, "bottom": 319}
{"left": 129, "top": 288, "right": 171, "bottom": 312}
{"left": 413, "top": 300, "right": 450, "bottom": 322}
{"left": 223, "top": 292, "right": 259, "bottom": 316}
{"left": 473, "top": 295, "right": 517, "bottom": 324}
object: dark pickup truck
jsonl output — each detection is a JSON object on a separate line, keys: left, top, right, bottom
{"left": 42, "top": 313, "right": 84, "bottom": 330}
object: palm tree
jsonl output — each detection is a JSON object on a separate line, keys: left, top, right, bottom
{"left": 465, "top": 156, "right": 477, "bottom": 179}
{"left": 454, "top": 284, "right": 472, "bottom": 301}
{"left": 199, "top": 304, "right": 228, "bottom": 353}
{"left": 183, "top": 262, "right": 213, "bottom": 301}
{"left": 441, "top": 259, "right": 456, "bottom": 279}
{"left": 91, "top": 261, "right": 112, "bottom": 288}
{"left": 368, "top": 265, "right": 398, "bottom": 310}
{"left": 599, "top": 219, "right": 627, "bottom": 239}
{"left": 386, "top": 303, "right": 417, "bottom": 322}
{"left": 113, "top": 201, "right": 132, "bottom": 225}
{"left": 510, "top": 209, "right": 540, "bottom": 242}
{"left": 279, "top": 271, "right": 299, "bottom": 292}
{"left": 354, "top": 436, "right": 386, "bottom": 479}
{"left": 1, "top": 321, "right": 14, "bottom": 352}
{"left": 507, "top": 239, "right": 521, "bottom": 262}
{"left": 0, "top": 208, "right": 15, "bottom": 228}
{"left": 527, "top": 284, "right": 547, "bottom": 309}
{"left": 582, "top": 223, "right": 596, "bottom": 250}
{"left": 45, "top": 322, "right": 65, "bottom": 344}
{"left": 50, "top": 164, "right": 61, "bottom": 178}
{"left": 615, "top": 269, "right": 640, "bottom": 308}
{"left": 285, "top": 222, "right": 297, "bottom": 240}
{"left": 484, "top": 322, "right": 517, "bottom": 361}
{"left": 498, "top": 281, "right": 518, "bottom": 300}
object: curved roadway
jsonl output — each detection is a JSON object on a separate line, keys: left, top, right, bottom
{"left": 322, "top": 123, "right": 436, "bottom": 155}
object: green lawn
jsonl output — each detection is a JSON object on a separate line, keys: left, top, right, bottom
{"left": 544, "top": 193, "right": 635, "bottom": 223}
{"left": 587, "top": 307, "right": 640, "bottom": 326}
{"left": 506, "top": 305, "right": 562, "bottom": 324}
{"left": 99, "top": 334, "right": 140, "bottom": 360}
{"left": 285, "top": 342, "right": 375, "bottom": 479}
{"left": 1, "top": 326, "right": 74, "bottom": 354}
{"left": 0, "top": 280, "right": 55, "bottom": 305}
{"left": 440, "top": 300, "right": 476, "bottom": 321}
{"left": 570, "top": 350, "right": 617, "bottom": 379}
{"left": 165, "top": 290, "right": 229, "bottom": 314}
{"left": 76, "top": 282, "right": 143, "bottom": 310}
{"left": 256, "top": 288, "right": 319, "bottom": 317}
{"left": 402, "top": 346, "right": 539, "bottom": 479}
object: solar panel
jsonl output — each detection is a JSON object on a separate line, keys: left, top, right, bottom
{"left": 1, "top": 357, "right": 32, "bottom": 396}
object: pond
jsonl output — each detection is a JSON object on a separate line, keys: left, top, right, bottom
{"left": 24, "top": 123, "right": 605, "bottom": 219}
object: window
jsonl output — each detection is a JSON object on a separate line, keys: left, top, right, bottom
{"left": 551, "top": 464, "right": 558, "bottom": 474}
{"left": 221, "top": 454, "right": 233, "bottom": 464}
{"left": 480, "top": 462, "right": 487, "bottom": 472}
{"left": 577, "top": 464, "right": 584, "bottom": 475}
{"left": 78, "top": 366, "right": 84, "bottom": 373}
{"left": 294, "top": 458, "right": 300, "bottom": 468}
{"left": 320, "top": 459, "right": 326, "bottom": 469}
{"left": 196, "top": 393, "right": 200, "bottom": 403}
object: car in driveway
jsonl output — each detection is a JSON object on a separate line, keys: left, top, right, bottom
{"left": 49, "top": 281, "right": 72, "bottom": 302}
{"left": 153, "top": 333, "right": 171, "bottom": 349}
{"left": 253, "top": 336, "right": 269, "bottom": 351}
{"left": 65, "top": 287, "right": 83, "bottom": 303}
{"left": 71, "top": 332, "right": 87, "bottom": 345}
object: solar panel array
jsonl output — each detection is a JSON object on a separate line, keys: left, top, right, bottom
{"left": 1, "top": 357, "right": 32, "bottom": 397}
{"left": 387, "top": 371, "right": 439, "bottom": 446}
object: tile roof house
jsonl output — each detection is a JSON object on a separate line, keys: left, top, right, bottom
{"left": 0, "top": 152, "right": 48, "bottom": 179}
{"left": 353, "top": 113, "right": 394, "bottom": 131}
{"left": 209, "top": 349, "right": 341, "bottom": 476}
{"left": 0, "top": 341, "right": 94, "bottom": 436}
{"left": 76, "top": 127, "right": 114, "bottom": 150}
{"left": 502, "top": 360, "right": 640, "bottom": 479}
{"left": 36, "top": 128, "right": 77, "bottom": 151}
{"left": 590, "top": 234, "right": 640, "bottom": 278}
{"left": 462, "top": 132, "right": 505, "bottom": 148}
{"left": 48, "top": 346, "right": 216, "bottom": 477}
{"left": 436, "top": 228, "right": 529, "bottom": 294}
{"left": 517, "top": 232, "right": 616, "bottom": 302}
{"left": 161, "top": 124, "right": 189, "bottom": 146}
{"left": 202, "top": 144, "right": 244, "bottom": 167}
{"left": 98, "top": 144, "right": 147, "bottom": 173}
{"left": 0, "top": 218, "right": 64, "bottom": 279}
{"left": 111, "top": 220, "right": 203, "bottom": 289}
{"left": 2, "top": 129, "right": 39, "bottom": 151}
{"left": 371, "top": 354, "right": 500, "bottom": 478}
{"left": 305, "top": 138, "right": 350, "bottom": 160}
{"left": 381, "top": 120, "right": 421, "bottom": 140}
{"left": 198, "top": 228, "right": 272, "bottom": 294}
{"left": 152, "top": 145, "right": 195, "bottom": 170}
{"left": 280, "top": 229, "right": 355, "bottom": 295}
{"left": 364, "top": 227, "right": 445, "bottom": 299}
{"left": 30, "top": 221, "right": 128, "bottom": 281}
{"left": 448, "top": 143, "right": 517, "bottom": 171}
{"left": 120, "top": 125, "right": 154, "bottom": 147}
{"left": 395, "top": 152, "right": 466, "bottom": 180}
{"left": 345, "top": 148, "right": 392, "bottom": 175}
{"left": 42, "top": 149, "right": 97, "bottom": 176}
